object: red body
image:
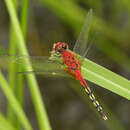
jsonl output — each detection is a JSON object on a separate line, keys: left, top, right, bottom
{"left": 62, "top": 51, "right": 87, "bottom": 88}
{"left": 62, "top": 51, "right": 80, "bottom": 74}
{"left": 54, "top": 42, "right": 107, "bottom": 120}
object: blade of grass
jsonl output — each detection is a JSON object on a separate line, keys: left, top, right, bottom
{"left": 0, "top": 113, "right": 17, "bottom": 130}
{"left": 16, "top": 0, "right": 29, "bottom": 129}
{"left": 7, "top": 0, "right": 18, "bottom": 124}
{"left": 4, "top": 0, "right": 51, "bottom": 130}
{"left": 0, "top": 71, "right": 32, "bottom": 130}
{"left": 51, "top": 51, "right": 130, "bottom": 100}
{"left": 81, "top": 58, "right": 130, "bottom": 100}
{"left": 20, "top": 0, "right": 29, "bottom": 39}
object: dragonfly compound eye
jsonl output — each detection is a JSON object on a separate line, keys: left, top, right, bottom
{"left": 54, "top": 42, "right": 68, "bottom": 54}
{"left": 62, "top": 43, "right": 68, "bottom": 50}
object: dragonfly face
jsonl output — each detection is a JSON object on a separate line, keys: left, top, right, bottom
{"left": 54, "top": 42, "right": 68, "bottom": 54}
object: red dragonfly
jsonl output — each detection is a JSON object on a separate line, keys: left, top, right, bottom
{"left": 0, "top": 9, "right": 107, "bottom": 120}
{"left": 51, "top": 10, "right": 107, "bottom": 120}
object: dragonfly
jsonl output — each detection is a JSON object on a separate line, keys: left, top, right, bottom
{"left": 0, "top": 9, "right": 107, "bottom": 120}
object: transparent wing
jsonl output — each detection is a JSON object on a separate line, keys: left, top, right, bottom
{"left": 0, "top": 55, "right": 69, "bottom": 77}
{"left": 73, "top": 9, "right": 93, "bottom": 57}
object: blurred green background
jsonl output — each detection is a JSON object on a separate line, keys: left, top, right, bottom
{"left": 0, "top": 0, "right": 130, "bottom": 130}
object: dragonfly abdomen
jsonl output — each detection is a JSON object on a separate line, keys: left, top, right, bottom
{"left": 84, "top": 83, "right": 107, "bottom": 120}
{"left": 75, "top": 70, "right": 107, "bottom": 120}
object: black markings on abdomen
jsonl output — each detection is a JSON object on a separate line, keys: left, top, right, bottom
{"left": 81, "top": 78, "right": 107, "bottom": 120}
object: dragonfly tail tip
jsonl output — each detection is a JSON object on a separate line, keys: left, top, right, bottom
{"left": 103, "top": 116, "right": 108, "bottom": 120}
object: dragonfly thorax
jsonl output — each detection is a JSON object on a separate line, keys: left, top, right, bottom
{"left": 54, "top": 42, "right": 68, "bottom": 54}
{"left": 62, "top": 51, "right": 81, "bottom": 72}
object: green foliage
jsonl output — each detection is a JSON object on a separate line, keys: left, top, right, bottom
{"left": 0, "top": 71, "right": 32, "bottom": 130}
{"left": 0, "top": 113, "right": 17, "bottom": 130}
{"left": 0, "top": 0, "right": 130, "bottom": 130}
{"left": 1, "top": 0, "right": 51, "bottom": 130}
{"left": 82, "top": 58, "right": 130, "bottom": 100}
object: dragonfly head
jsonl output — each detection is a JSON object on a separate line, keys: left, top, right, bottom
{"left": 54, "top": 42, "right": 68, "bottom": 54}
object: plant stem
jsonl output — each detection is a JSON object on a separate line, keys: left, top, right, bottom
{"left": 0, "top": 71, "right": 32, "bottom": 130}
{"left": 4, "top": 0, "right": 52, "bottom": 129}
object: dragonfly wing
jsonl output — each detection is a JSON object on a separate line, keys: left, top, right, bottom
{"left": 73, "top": 9, "right": 93, "bottom": 58}
{"left": 0, "top": 55, "right": 69, "bottom": 77}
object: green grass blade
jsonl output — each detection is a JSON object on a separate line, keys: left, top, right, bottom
{"left": 16, "top": 0, "right": 29, "bottom": 129}
{"left": 51, "top": 51, "right": 130, "bottom": 100}
{"left": 81, "top": 58, "right": 130, "bottom": 100}
{"left": 0, "top": 71, "right": 32, "bottom": 130}
{"left": 4, "top": 0, "right": 51, "bottom": 130}
{"left": 7, "top": 0, "right": 18, "bottom": 124}
{"left": 20, "top": 0, "right": 29, "bottom": 39}
{"left": 0, "top": 113, "right": 17, "bottom": 130}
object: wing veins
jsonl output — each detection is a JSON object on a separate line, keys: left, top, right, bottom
{"left": 73, "top": 9, "right": 93, "bottom": 57}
